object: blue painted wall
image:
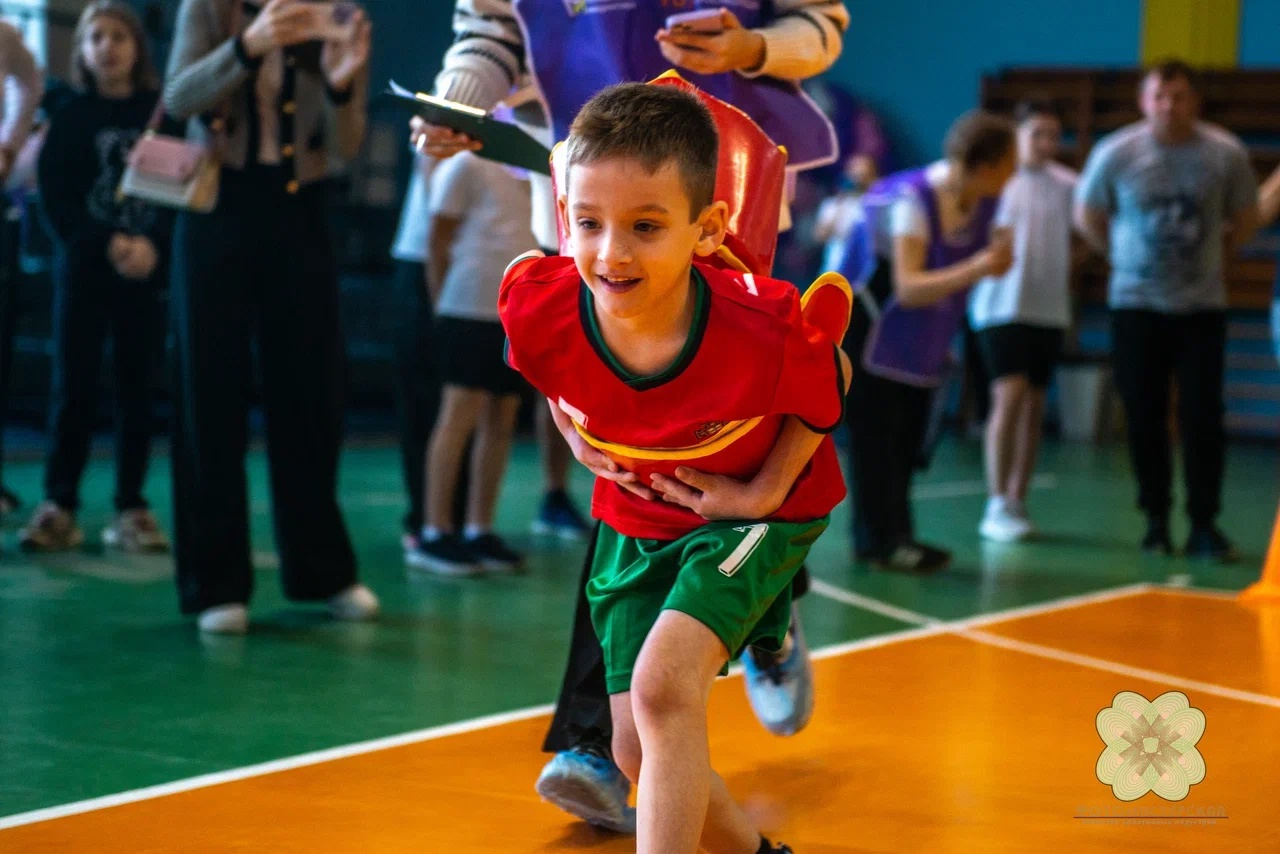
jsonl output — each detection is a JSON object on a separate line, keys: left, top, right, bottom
{"left": 823, "top": 0, "right": 1142, "bottom": 165}
{"left": 1239, "top": 0, "right": 1280, "bottom": 67}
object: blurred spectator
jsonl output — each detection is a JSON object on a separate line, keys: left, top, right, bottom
{"left": 0, "top": 20, "right": 44, "bottom": 515}
{"left": 20, "top": 1, "right": 173, "bottom": 553}
{"left": 1074, "top": 60, "right": 1257, "bottom": 561}
{"left": 163, "top": 0, "right": 378, "bottom": 633}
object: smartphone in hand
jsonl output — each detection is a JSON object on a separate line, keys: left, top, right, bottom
{"left": 664, "top": 8, "right": 725, "bottom": 35}
{"left": 299, "top": 1, "right": 359, "bottom": 42}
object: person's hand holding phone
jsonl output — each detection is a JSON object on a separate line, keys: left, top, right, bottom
{"left": 240, "top": 0, "right": 315, "bottom": 58}
{"left": 655, "top": 8, "right": 766, "bottom": 76}
{"left": 320, "top": 4, "right": 371, "bottom": 92}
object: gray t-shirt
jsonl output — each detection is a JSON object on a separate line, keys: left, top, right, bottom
{"left": 1076, "top": 121, "right": 1257, "bottom": 312}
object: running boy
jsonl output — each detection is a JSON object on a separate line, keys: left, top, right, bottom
{"left": 500, "top": 83, "right": 851, "bottom": 854}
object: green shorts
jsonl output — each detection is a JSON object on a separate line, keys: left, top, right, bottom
{"left": 587, "top": 516, "right": 829, "bottom": 695}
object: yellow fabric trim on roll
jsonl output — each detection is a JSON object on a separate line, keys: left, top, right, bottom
{"left": 800, "top": 270, "right": 855, "bottom": 341}
{"left": 571, "top": 416, "right": 765, "bottom": 462}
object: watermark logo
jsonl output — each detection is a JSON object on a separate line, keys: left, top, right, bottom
{"left": 1095, "top": 691, "right": 1206, "bottom": 801}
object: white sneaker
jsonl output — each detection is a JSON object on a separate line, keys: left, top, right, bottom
{"left": 979, "top": 497, "right": 1032, "bottom": 542}
{"left": 198, "top": 603, "right": 249, "bottom": 634}
{"left": 1005, "top": 498, "right": 1037, "bottom": 536}
{"left": 103, "top": 509, "right": 171, "bottom": 553}
{"left": 329, "top": 584, "right": 380, "bottom": 621}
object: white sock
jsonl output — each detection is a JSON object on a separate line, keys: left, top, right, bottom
{"left": 464, "top": 525, "right": 490, "bottom": 540}
{"left": 421, "top": 526, "right": 443, "bottom": 542}
{"left": 985, "top": 496, "right": 1006, "bottom": 516}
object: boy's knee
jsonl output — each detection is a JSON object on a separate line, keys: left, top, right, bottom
{"left": 631, "top": 662, "right": 702, "bottom": 725}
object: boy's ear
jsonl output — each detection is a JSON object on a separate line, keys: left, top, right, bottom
{"left": 693, "top": 200, "right": 729, "bottom": 258}
{"left": 557, "top": 194, "right": 571, "bottom": 247}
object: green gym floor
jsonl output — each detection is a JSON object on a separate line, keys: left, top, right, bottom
{"left": 0, "top": 434, "right": 1277, "bottom": 842}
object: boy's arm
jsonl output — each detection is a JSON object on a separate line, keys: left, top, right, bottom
{"left": 545, "top": 397, "right": 656, "bottom": 500}
{"left": 651, "top": 347, "right": 853, "bottom": 520}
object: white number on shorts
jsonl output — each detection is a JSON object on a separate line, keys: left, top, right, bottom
{"left": 718, "top": 523, "right": 769, "bottom": 577}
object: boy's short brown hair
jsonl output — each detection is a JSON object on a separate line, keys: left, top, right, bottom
{"left": 566, "top": 82, "right": 719, "bottom": 218}
{"left": 943, "top": 110, "right": 1016, "bottom": 171}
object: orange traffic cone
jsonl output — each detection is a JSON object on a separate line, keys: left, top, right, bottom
{"left": 1240, "top": 504, "right": 1280, "bottom": 603}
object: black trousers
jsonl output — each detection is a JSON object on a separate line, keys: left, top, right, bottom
{"left": 170, "top": 168, "right": 356, "bottom": 614}
{"left": 391, "top": 260, "right": 440, "bottom": 534}
{"left": 542, "top": 515, "right": 814, "bottom": 754}
{"left": 1110, "top": 308, "right": 1227, "bottom": 527}
{"left": 841, "top": 262, "right": 933, "bottom": 556}
{"left": 0, "top": 201, "right": 20, "bottom": 489}
{"left": 44, "top": 243, "right": 165, "bottom": 512}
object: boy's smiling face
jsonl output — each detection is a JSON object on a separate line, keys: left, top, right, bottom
{"left": 561, "top": 155, "right": 726, "bottom": 324}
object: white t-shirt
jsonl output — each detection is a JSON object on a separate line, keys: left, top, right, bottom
{"left": 391, "top": 153, "right": 436, "bottom": 263}
{"left": 815, "top": 192, "right": 865, "bottom": 272}
{"left": 888, "top": 160, "right": 974, "bottom": 243}
{"left": 427, "top": 152, "right": 536, "bottom": 321}
{"left": 969, "top": 162, "right": 1078, "bottom": 330}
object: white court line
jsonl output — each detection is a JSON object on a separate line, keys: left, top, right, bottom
{"left": 0, "top": 578, "right": 1150, "bottom": 831}
{"left": 0, "top": 704, "right": 553, "bottom": 830}
{"left": 1152, "top": 583, "right": 1244, "bottom": 600}
{"left": 807, "top": 578, "right": 1151, "bottom": 631}
{"left": 808, "top": 578, "right": 1280, "bottom": 709}
{"left": 912, "top": 473, "right": 1057, "bottom": 501}
{"left": 958, "top": 628, "right": 1280, "bottom": 709}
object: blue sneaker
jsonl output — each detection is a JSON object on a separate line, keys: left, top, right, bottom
{"left": 531, "top": 490, "right": 590, "bottom": 541}
{"left": 742, "top": 605, "right": 814, "bottom": 736}
{"left": 534, "top": 748, "right": 635, "bottom": 833}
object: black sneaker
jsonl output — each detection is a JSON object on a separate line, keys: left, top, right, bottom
{"left": 1141, "top": 519, "right": 1174, "bottom": 556}
{"left": 1184, "top": 526, "right": 1239, "bottom": 563}
{"left": 532, "top": 489, "right": 590, "bottom": 540}
{"left": 871, "top": 541, "right": 951, "bottom": 574}
{"left": 464, "top": 532, "right": 524, "bottom": 572}
{"left": 408, "top": 534, "right": 482, "bottom": 576}
{"left": 0, "top": 486, "right": 20, "bottom": 514}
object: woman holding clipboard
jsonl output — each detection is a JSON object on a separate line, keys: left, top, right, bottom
{"left": 409, "top": 0, "right": 850, "bottom": 836}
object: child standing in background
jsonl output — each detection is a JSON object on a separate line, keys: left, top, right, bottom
{"left": 970, "top": 100, "right": 1078, "bottom": 541}
{"left": 411, "top": 152, "right": 533, "bottom": 575}
{"left": 21, "top": 1, "right": 176, "bottom": 552}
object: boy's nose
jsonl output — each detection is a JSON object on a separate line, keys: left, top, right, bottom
{"left": 599, "top": 232, "right": 632, "bottom": 265}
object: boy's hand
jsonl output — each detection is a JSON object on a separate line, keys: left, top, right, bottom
{"left": 650, "top": 466, "right": 784, "bottom": 521}
{"left": 562, "top": 425, "right": 656, "bottom": 501}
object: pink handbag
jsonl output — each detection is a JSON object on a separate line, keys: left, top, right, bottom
{"left": 118, "top": 104, "right": 223, "bottom": 213}
{"left": 118, "top": 3, "right": 238, "bottom": 213}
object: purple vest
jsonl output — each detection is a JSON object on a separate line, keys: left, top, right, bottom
{"left": 862, "top": 168, "right": 997, "bottom": 387}
{"left": 513, "top": 0, "right": 837, "bottom": 170}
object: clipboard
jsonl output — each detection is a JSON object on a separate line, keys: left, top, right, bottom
{"left": 386, "top": 80, "right": 552, "bottom": 176}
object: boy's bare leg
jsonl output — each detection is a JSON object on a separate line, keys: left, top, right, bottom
{"left": 984, "top": 375, "right": 1028, "bottom": 500}
{"left": 613, "top": 688, "right": 761, "bottom": 854}
{"left": 617, "top": 610, "right": 759, "bottom": 854}
{"left": 425, "top": 386, "right": 483, "bottom": 530}
{"left": 1006, "top": 388, "right": 1047, "bottom": 503}
{"left": 465, "top": 393, "right": 521, "bottom": 529}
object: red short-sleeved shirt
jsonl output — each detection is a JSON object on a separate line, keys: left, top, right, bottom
{"left": 500, "top": 254, "right": 846, "bottom": 540}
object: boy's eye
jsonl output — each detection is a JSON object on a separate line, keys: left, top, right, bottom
{"left": 575, "top": 219, "right": 599, "bottom": 231}
{"left": 634, "top": 221, "right": 662, "bottom": 234}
